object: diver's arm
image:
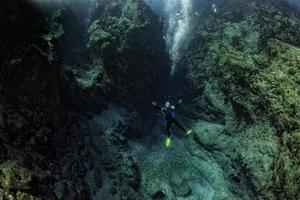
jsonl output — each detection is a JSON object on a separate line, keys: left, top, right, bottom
{"left": 175, "top": 99, "right": 183, "bottom": 108}
{"left": 152, "top": 101, "right": 162, "bottom": 111}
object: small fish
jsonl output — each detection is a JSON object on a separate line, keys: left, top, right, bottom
{"left": 231, "top": 175, "right": 242, "bottom": 183}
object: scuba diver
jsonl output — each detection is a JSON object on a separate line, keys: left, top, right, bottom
{"left": 152, "top": 99, "right": 192, "bottom": 147}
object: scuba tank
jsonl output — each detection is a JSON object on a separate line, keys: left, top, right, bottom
{"left": 171, "top": 110, "right": 176, "bottom": 118}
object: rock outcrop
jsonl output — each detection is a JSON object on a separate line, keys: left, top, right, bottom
{"left": 79, "top": 0, "right": 169, "bottom": 107}
{"left": 82, "top": 106, "right": 145, "bottom": 200}
{"left": 0, "top": 0, "right": 168, "bottom": 199}
{"left": 182, "top": 0, "right": 300, "bottom": 199}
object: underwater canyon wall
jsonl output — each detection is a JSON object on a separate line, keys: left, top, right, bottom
{"left": 182, "top": 0, "right": 300, "bottom": 199}
{"left": 0, "top": 0, "right": 168, "bottom": 199}
{"left": 0, "top": 0, "right": 300, "bottom": 199}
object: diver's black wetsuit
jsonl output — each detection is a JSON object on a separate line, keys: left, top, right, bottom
{"left": 154, "top": 104, "right": 187, "bottom": 137}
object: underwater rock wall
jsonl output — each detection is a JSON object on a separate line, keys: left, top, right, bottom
{"left": 0, "top": 0, "right": 168, "bottom": 199}
{"left": 0, "top": 1, "right": 94, "bottom": 199}
{"left": 81, "top": 0, "right": 169, "bottom": 108}
{"left": 1, "top": 0, "right": 300, "bottom": 199}
{"left": 81, "top": 105, "right": 146, "bottom": 199}
{"left": 183, "top": 0, "right": 300, "bottom": 199}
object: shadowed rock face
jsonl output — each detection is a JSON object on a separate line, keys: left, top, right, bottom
{"left": 0, "top": 0, "right": 43, "bottom": 45}
{"left": 83, "top": 0, "right": 169, "bottom": 108}
{"left": 0, "top": 2, "right": 92, "bottom": 199}
{"left": 0, "top": 0, "right": 168, "bottom": 199}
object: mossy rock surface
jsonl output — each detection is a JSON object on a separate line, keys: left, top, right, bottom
{"left": 16, "top": 192, "right": 42, "bottom": 200}
{"left": 83, "top": 0, "right": 168, "bottom": 106}
{"left": 0, "top": 161, "right": 33, "bottom": 191}
{"left": 207, "top": 39, "right": 300, "bottom": 133}
{"left": 184, "top": 0, "right": 300, "bottom": 199}
{"left": 186, "top": 0, "right": 300, "bottom": 133}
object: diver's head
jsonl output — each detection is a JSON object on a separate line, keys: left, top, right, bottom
{"left": 165, "top": 101, "right": 171, "bottom": 108}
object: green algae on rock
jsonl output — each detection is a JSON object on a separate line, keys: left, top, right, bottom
{"left": 85, "top": 0, "right": 169, "bottom": 106}
{"left": 0, "top": 162, "right": 45, "bottom": 200}
{"left": 183, "top": 0, "right": 300, "bottom": 199}
{"left": 0, "top": 162, "right": 33, "bottom": 191}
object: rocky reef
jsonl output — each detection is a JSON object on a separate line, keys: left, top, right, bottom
{"left": 183, "top": 0, "right": 300, "bottom": 199}
{"left": 0, "top": 0, "right": 299, "bottom": 199}
{"left": 0, "top": 0, "right": 167, "bottom": 199}
{"left": 78, "top": 0, "right": 169, "bottom": 107}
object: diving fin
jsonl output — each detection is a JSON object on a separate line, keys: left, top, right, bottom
{"left": 165, "top": 137, "right": 171, "bottom": 147}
